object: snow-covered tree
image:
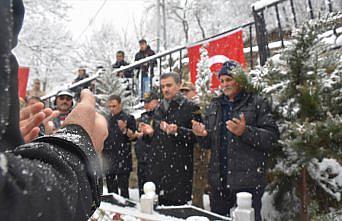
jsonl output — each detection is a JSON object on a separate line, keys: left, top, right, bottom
{"left": 77, "top": 23, "right": 136, "bottom": 69}
{"left": 14, "top": 0, "right": 77, "bottom": 92}
{"left": 195, "top": 46, "right": 213, "bottom": 112}
{"left": 95, "top": 68, "right": 138, "bottom": 116}
{"left": 251, "top": 12, "right": 342, "bottom": 220}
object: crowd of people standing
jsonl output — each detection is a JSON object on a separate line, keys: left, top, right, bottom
{"left": 17, "top": 53, "right": 279, "bottom": 221}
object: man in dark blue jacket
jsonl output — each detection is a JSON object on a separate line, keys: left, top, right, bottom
{"left": 103, "top": 95, "right": 136, "bottom": 198}
{"left": 134, "top": 39, "right": 156, "bottom": 94}
{"left": 192, "top": 61, "right": 279, "bottom": 221}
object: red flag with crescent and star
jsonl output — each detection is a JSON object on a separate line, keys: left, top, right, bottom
{"left": 187, "top": 29, "right": 246, "bottom": 89}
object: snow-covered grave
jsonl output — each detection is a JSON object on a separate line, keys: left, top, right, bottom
{"left": 89, "top": 182, "right": 263, "bottom": 221}
{"left": 91, "top": 192, "right": 230, "bottom": 221}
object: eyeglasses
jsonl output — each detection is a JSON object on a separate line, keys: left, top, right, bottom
{"left": 58, "top": 96, "right": 72, "bottom": 101}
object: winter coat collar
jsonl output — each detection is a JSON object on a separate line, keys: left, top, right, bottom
{"left": 212, "top": 90, "right": 251, "bottom": 111}
{"left": 139, "top": 45, "right": 152, "bottom": 53}
{"left": 160, "top": 93, "right": 187, "bottom": 113}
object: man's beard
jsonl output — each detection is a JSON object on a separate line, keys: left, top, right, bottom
{"left": 59, "top": 103, "right": 71, "bottom": 111}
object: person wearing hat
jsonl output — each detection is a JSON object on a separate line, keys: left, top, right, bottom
{"left": 53, "top": 90, "right": 74, "bottom": 130}
{"left": 180, "top": 81, "right": 200, "bottom": 105}
{"left": 134, "top": 91, "right": 159, "bottom": 196}
{"left": 192, "top": 60, "right": 279, "bottom": 221}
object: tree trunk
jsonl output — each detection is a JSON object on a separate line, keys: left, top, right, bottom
{"left": 299, "top": 168, "right": 310, "bottom": 221}
{"left": 195, "top": 13, "right": 206, "bottom": 39}
{"left": 192, "top": 145, "right": 210, "bottom": 208}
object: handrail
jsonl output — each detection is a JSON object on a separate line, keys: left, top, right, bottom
{"left": 41, "top": 21, "right": 255, "bottom": 101}
{"left": 252, "top": 0, "right": 288, "bottom": 12}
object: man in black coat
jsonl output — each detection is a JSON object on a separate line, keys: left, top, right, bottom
{"left": 112, "top": 50, "right": 133, "bottom": 78}
{"left": 72, "top": 67, "right": 90, "bottom": 100}
{"left": 192, "top": 61, "right": 279, "bottom": 221}
{"left": 0, "top": 1, "right": 108, "bottom": 220}
{"left": 102, "top": 95, "right": 136, "bottom": 198}
{"left": 135, "top": 91, "right": 159, "bottom": 196}
{"left": 140, "top": 72, "right": 202, "bottom": 206}
{"left": 134, "top": 39, "right": 156, "bottom": 94}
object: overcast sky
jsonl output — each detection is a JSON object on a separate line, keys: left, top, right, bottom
{"left": 67, "top": 0, "right": 153, "bottom": 40}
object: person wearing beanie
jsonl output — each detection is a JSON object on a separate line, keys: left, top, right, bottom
{"left": 192, "top": 60, "right": 279, "bottom": 221}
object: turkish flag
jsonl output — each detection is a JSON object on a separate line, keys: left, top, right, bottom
{"left": 188, "top": 29, "right": 246, "bottom": 88}
{"left": 18, "top": 67, "right": 30, "bottom": 98}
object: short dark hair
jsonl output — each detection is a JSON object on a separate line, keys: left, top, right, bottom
{"left": 139, "top": 39, "right": 147, "bottom": 44}
{"left": 108, "top": 94, "right": 121, "bottom": 103}
{"left": 160, "top": 72, "right": 181, "bottom": 85}
{"left": 116, "top": 50, "right": 125, "bottom": 56}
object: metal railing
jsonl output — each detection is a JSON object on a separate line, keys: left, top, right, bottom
{"left": 252, "top": 0, "right": 340, "bottom": 65}
{"left": 42, "top": 0, "right": 341, "bottom": 102}
{"left": 41, "top": 21, "right": 256, "bottom": 102}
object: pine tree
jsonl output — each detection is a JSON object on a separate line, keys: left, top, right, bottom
{"left": 251, "top": 12, "right": 342, "bottom": 220}
{"left": 95, "top": 68, "right": 138, "bottom": 116}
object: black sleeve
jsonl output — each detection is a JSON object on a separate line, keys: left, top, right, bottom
{"left": 197, "top": 103, "right": 213, "bottom": 150}
{"left": 172, "top": 104, "right": 202, "bottom": 145}
{"left": 0, "top": 125, "right": 102, "bottom": 221}
{"left": 134, "top": 53, "right": 141, "bottom": 70}
{"left": 149, "top": 50, "right": 157, "bottom": 66}
{"left": 134, "top": 53, "right": 140, "bottom": 61}
{"left": 0, "top": 0, "right": 25, "bottom": 152}
{"left": 239, "top": 97, "right": 280, "bottom": 152}
{"left": 123, "top": 62, "right": 134, "bottom": 78}
{"left": 127, "top": 115, "right": 137, "bottom": 133}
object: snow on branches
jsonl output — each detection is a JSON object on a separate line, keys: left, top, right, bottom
{"left": 251, "top": 12, "right": 342, "bottom": 219}
{"left": 195, "top": 46, "right": 213, "bottom": 112}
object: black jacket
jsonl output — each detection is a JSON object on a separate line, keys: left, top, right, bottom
{"left": 103, "top": 111, "right": 136, "bottom": 175}
{"left": 0, "top": 126, "right": 102, "bottom": 221}
{"left": 146, "top": 95, "right": 202, "bottom": 205}
{"left": 74, "top": 74, "right": 90, "bottom": 83}
{"left": 0, "top": 0, "right": 25, "bottom": 151}
{"left": 135, "top": 111, "right": 154, "bottom": 164}
{"left": 201, "top": 92, "right": 279, "bottom": 190}
{"left": 0, "top": 2, "right": 102, "bottom": 220}
{"left": 73, "top": 74, "right": 90, "bottom": 98}
{"left": 112, "top": 60, "right": 133, "bottom": 78}
{"left": 134, "top": 46, "right": 156, "bottom": 75}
